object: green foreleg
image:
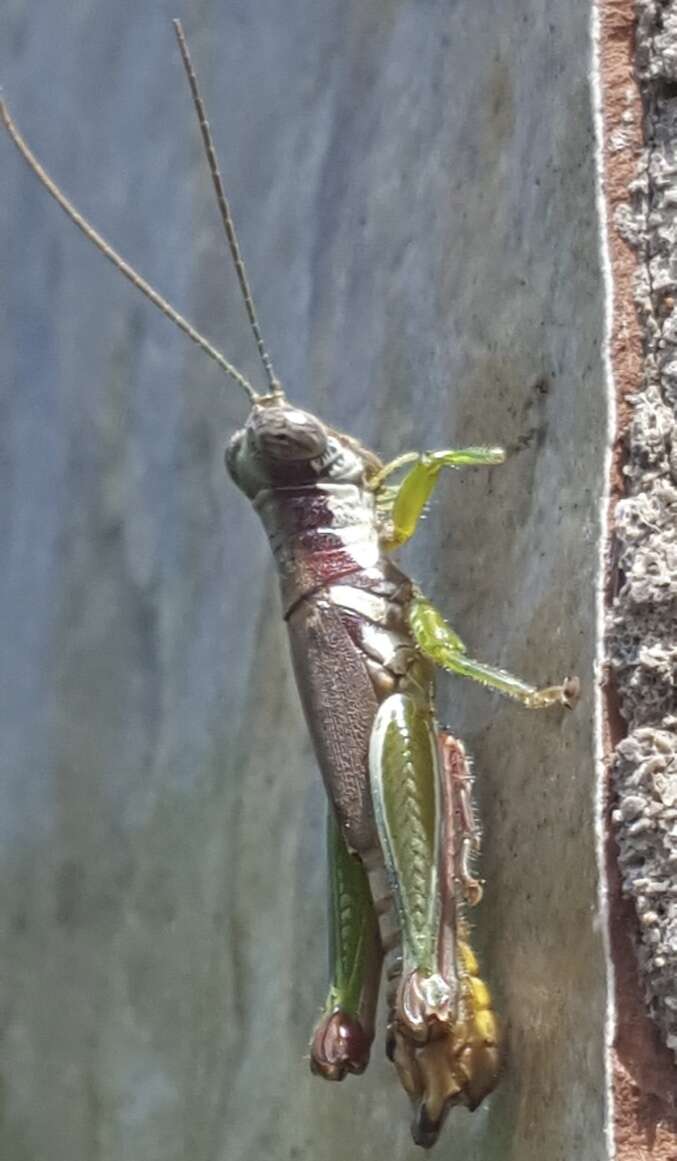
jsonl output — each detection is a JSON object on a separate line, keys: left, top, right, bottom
{"left": 409, "top": 595, "right": 579, "bottom": 709}
{"left": 372, "top": 447, "right": 505, "bottom": 548}
{"left": 310, "top": 809, "right": 382, "bottom": 1081}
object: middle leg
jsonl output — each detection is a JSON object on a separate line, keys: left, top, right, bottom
{"left": 409, "top": 594, "right": 579, "bottom": 709}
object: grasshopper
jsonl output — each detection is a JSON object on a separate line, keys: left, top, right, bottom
{"left": 2, "top": 21, "right": 578, "bottom": 1148}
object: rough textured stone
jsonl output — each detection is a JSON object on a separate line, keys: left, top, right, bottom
{"left": 2, "top": 3, "right": 606, "bottom": 1159}
{"left": 609, "top": 0, "right": 677, "bottom": 1064}
{"left": 613, "top": 731, "right": 677, "bottom": 1053}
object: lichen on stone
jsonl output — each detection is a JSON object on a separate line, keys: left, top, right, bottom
{"left": 609, "top": 0, "right": 677, "bottom": 1061}
{"left": 612, "top": 729, "right": 677, "bottom": 1055}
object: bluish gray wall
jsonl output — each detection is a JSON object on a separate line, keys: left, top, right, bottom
{"left": 1, "top": 3, "right": 607, "bottom": 1159}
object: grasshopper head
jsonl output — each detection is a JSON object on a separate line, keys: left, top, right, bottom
{"left": 246, "top": 401, "right": 329, "bottom": 463}
{"left": 225, "top": 398, "right": 379, "bottom": 499}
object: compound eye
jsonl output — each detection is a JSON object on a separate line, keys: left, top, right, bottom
{"left": 224, "top": 427, "right": 245, "bottom": 478}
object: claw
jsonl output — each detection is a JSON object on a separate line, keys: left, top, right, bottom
{"left": 310, "top": 1009, "right": 372, "bottom": 1080}
{"left": 562, "top": 675, "right": 580, "bottom": 708}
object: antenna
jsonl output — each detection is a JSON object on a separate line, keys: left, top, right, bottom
{"left": 173, "top": 20, "right": 284, "bottom": 401}
{"left": 0, "top": 99, "right": 258, "bottom": 404}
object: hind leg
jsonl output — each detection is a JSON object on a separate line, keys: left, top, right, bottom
{"left": 369, "top": 694, "right": 500, "bottom": 1146}
{"left": 310, "top": 808, "right": 382, "bottom": 1080}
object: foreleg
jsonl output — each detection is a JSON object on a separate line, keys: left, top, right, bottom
{"left": 370, "top": 447, "right": 505, "bottom": 548}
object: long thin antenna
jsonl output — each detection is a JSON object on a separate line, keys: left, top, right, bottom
{"left": 173, "top": 20, "right": 283, "bottom": 400}
{"left": 0, "top": 99, "right": 258, "bottom": 404}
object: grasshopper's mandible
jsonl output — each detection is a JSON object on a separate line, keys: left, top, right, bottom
{"left": 2, "top": 21, "right": 578, "bottom": 1149}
